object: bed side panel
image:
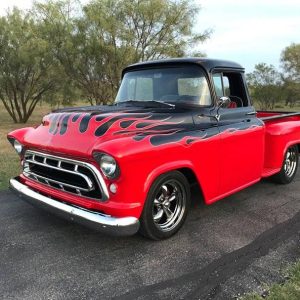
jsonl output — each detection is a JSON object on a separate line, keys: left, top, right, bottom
{"left": 263, "top": 120, "right": 300, "bottom": 170}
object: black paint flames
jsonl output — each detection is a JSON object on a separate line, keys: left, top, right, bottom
{"left": 45, "top": 111, "right": 263, "bottom": 147}
{"left": 46, "top": 111, "right": 195, "bottom": 146}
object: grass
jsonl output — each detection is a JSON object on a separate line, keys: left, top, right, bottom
{"left": 0, "top": 101, "right": 88, "bottom": 190}
{"left": 242, "top": 261, "right": 300, "bottom": 300}
{"left": 0, "top": 103, "right": 53, "bottom": 191}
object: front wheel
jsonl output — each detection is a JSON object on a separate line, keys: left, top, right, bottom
{"left": 271, "top": 145, "right": 299, "bottom": 184}
{"left": 139, "top": 171, "right": 190, "bottom": 240}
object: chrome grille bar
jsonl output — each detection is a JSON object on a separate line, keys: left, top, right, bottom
{"left": 22, "top": 150, "right": 109, "bottom": 201}
{"left": 24, "top": 158, "right": 94, "bottom": 191}
{"left": 23, "top": 170, "right": 92, "bottom": 192}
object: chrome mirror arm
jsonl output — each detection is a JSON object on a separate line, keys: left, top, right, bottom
{"left": 215, "top": 96, "right": 231, "bottom": 122}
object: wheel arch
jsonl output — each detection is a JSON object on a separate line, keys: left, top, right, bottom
{"left": 271, "top": 142, "right": 299, "bottom": 184}
{"left": 278, "top": 141, "right": 300, "bottom": 168}
{"left": 143, "top": 162, "right": 205, "bottom": 204}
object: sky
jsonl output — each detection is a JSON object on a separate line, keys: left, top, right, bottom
{"left": 0, "top": 0, "right": 299, "bottom": 73}
{"left": 196, "top": 0, "right": 300, "bottom": 72}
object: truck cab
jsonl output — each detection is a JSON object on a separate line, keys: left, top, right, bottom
{"left": 117, "top": 58, "right": 264, "bottom": 201}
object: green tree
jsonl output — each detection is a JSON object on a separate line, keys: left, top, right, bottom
{"left": 281, "top": 43, "right": 300, "bottom": 81}
{"left": 0, "top": 8, "right": 60, "bottom": 123}
{"left": 33, "top": 0, "right": 82, "bottom": 107}
{"left": 280, "top": 78, "right": 300, "bottom": 108}
{"left": 35, "top": 0, "right": 211, "bottom": 105}
{"left": 246, "top": 63, "right": 283, "bottom": 110}
{"left": 280, "top": 43, "right": 300, "bottom": 107}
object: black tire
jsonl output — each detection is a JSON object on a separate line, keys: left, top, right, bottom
{"left": 271, "top": 145, "right": 299, "bottom": 184}
{"left": 139, "top": 171, "right": 191, "bottom": 240}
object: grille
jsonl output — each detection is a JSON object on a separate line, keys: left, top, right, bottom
{"left": 23, "top": 150, "right": 109, "bottom": 201}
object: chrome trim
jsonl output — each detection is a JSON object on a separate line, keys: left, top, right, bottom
{"left": 10, "top": 178, "right": 139, "bottom": 236}
{"left": 24, "top": 158, "right": 94, "bottom": 191}
{"left": 23, "top": 170, "right": 92, "bottom": 192}
{"left": 284, "top": 147, "right": 298, "bottom": 178}
{"left": 23, "top": 150, "right": 110, "bottom": 201}
{"left": 246, "top": 111, "right": 257, "bottom": 116}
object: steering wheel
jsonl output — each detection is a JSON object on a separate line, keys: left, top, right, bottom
{"left": 229, "top": 95, "right": 243, "bottom": 107}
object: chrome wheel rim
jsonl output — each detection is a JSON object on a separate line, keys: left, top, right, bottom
{"left": 152, "top": 179, "right": 186, "bottom": 232}
{"left": 284, "top": 147, "right": 297, "bottom": 178}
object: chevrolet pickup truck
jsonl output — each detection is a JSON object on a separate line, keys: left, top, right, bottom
{"left": 8, "top": 58, "right": 300, "bottom": 240}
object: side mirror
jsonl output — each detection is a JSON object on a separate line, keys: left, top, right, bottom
{"left": 215, "top": 96, "right": 231, "bottom": 122}
{"left": 217, "top": 96, "right": 231, "bottom": 108}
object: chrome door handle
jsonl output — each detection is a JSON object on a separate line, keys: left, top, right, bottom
{"left": 246, "top": 111, "right": 257, "bottom": 116}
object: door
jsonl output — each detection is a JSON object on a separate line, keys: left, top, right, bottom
{"left": 212, "top": 71, "right": 265, "bottom": 196}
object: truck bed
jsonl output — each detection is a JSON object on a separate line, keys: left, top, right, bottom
{"left": 257, "top": 111, "right": 300, "bottom": 122}
{"left": 257, "top": 111, "right": 300, "bottom": 177}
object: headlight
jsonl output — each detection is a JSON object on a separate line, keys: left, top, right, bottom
{"left": 96, "top": 154, "right": 120, "bottom": 179}
{"left": 14, "top": 140, "right": 23, "bottom": 154}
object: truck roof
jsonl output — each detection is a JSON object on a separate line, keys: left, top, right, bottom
{"left": 123, "top": 58, "right": 244, "bottom": 76}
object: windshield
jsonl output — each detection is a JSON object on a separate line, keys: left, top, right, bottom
{"left": 115, "top": 66, "right": 212, "bottom": 106}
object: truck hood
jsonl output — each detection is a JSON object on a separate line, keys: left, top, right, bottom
{"left": 20, "top": 105, "right": 201, "bottom": 158}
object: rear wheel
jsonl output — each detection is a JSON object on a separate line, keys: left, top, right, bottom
{"left": 271, "top": 145, "right": 299, "bottom": 184}
{"left": 139, "top": 171, "right": 190, "bottom": 240}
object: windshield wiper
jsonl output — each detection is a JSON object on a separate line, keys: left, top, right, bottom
{"left": 116, "top": 100, "right": 175, "bottom": 109}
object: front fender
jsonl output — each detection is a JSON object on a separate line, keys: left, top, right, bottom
{"left": 7, "top": 127, "right": 34, "bottom": 143}
{"left": 143, "top": 160, "right": 196, "bottom": 195}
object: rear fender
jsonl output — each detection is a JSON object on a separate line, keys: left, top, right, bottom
{"left": 264, "top": 122, "right": 300, "bottom": 169}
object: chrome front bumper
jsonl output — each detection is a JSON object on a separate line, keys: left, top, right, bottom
{"left": 9, "top": 177, "right": 140, "bottom": 236}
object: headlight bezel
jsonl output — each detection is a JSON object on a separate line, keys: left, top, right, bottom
{"left": 14, "top": 140, "right": 23, "bottom": 155}
{"left": 7, "top": 137, "right": 24, "bottom": 156}
{"left": 93, "top": 152, "right": 120, "bottom": 180}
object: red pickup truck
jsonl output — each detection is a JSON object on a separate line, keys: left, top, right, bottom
{"left": 8, "top": 58, "right": 300, "bottom": 240}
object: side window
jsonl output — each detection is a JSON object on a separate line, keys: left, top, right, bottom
{"left": 223, "top": 76, "right": 230, "bottom": 96}
{"left": 213, "top": 72, "right": 248, "bottom": 107}
{"left": 224, "top": 72, "right": 248, "bottom": 107}
{"left": 212, "top": 73, "right": 223, "bottom": 98}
